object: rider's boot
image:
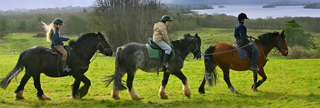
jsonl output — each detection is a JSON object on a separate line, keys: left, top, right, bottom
{"left": 250, "top": 47, "right": 259, "bottom": 72}
{"left": 162, "top": 54, "right": 170, "bottom": 68}
{"left": 62, "top": 60, "right": 72, "bottom": 72}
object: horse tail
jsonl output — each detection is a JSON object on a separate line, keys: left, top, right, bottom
{"left": 0, "top": 51, "right": 26, "bottom": 89}
{"left": 204, "top": 46, "right": 218, "bottom": 87}
{"left": 105, "top": 47, "right": 127, "bottom": 91}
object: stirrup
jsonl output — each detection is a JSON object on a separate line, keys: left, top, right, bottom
{"left": 161, "top": 62, "right": 169, "bottom": 68}
{"left": 62, "top": 66, "right": 72, "bottom": 72}
{"left": 250, "top": 66, "right": 259, "bottom": 72}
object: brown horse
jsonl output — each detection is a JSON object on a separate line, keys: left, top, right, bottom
{"left": 198, "top": 30, "right": 288, "bottom": 93}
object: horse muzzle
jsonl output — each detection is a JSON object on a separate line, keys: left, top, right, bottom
{"left": 281, "top": 49, "right": 289, "bottom": 56}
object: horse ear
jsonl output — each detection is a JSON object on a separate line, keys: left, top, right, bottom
{"left": 98, "top": 31, "right": 102, "bottom": 36}
{"left": 280, "top": 30, "right": 285, "bottom": 37}
{"left": 195, "top": 33, "right": 199, "bottom": 37}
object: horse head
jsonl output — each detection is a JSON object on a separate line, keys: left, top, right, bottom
{"left": 97, "top": 32, "right": 113, "bottom": 56}
{"left": 193, "top": 33, "right": 202, "bottom": 59}
{"left": 257, "top": 31, "right": 289, "bottom": 56}
{"left": 180, "top": 33, "right": 202, "bottom": 59}
{"left": 277, "top": 30, "right": 288, "bottom": 56}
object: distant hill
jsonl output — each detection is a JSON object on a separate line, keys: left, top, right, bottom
{"left": 304, "top": 3, "right": 320, "bottom": 9}
{"left": 263, "top": 1, "right": 305, "bottom": 8}
{"left": 167, "top": 0, "right": 319, "bottom": 5}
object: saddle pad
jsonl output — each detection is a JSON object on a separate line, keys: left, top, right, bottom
{"left": 146, "top": 44, "right": 174, "bottom": 60}
{"left": 233, "top": 41, "right": 260, "bottom": 60}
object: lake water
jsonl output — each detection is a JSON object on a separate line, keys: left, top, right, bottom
{"left": 191, "top": 4, "right": 320, "bottom": 19}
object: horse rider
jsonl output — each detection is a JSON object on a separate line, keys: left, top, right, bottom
{"left": 234, "top": 13, "right": 259, "bottom": 71}
{"left": 42, "top": 18, "right": 71, "bottom": 72}
{"left": 153, "top": 15, "right": 173, "bottom": 68}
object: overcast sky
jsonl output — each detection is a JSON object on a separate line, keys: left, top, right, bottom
{"left": 0, "top": 0, "right": 173, "bottom": 11}
{"left": 0, "top": 0, "right": 318, "bottom": 11}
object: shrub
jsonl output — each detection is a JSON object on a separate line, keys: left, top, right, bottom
{"left": 288, "top": 45, "right": 313, "bottom": 59}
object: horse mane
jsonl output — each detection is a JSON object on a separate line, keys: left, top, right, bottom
{"left": 171, "top": 34, "right": 195, "bottom": 49}
{"left": 257, "top": 32, "right": 279, "bottom": 47}
{"left": 69, "top": 32, "right": 97, "bottom": 46}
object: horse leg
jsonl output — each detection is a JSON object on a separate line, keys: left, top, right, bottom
{"left": 173, "top": 70, "right": 191, "bottom": 98}
{"left": 71, "top": 79, "right": 81, "bottom": 99}
{"left": 251, "top": 71, "right": 259, "bottom": 91}
{"left": 159, "top": 72, "right": 170, "bottom": 99}
{"left": 221, "top": 67, "right": 237, "bottom": 93}
{"left": 127, "top": 72, "right": 142, "bottom": 100}
{"left": 14, "top": 73, "right": 31, "bottom": 100}
{"left": 198, "top": 76, "right": 206, "bottom": 94}
{"left": 73, "top": 74, "right": 91, "bottom": 98}
{"left": 33, "top": 74, "right": 51, "bottom": 100}
{"left": 254, "top": 68, "right": 267, "bottom": 90}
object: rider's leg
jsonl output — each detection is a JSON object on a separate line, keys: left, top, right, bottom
{"left": 154, "top": 40, "right": 172, "bottom": 68}
{"left": 54, "top": 45, "right": 71, "bottom": 72}
{"left": 243, "top": 44, "right": 259, "bottom": 71}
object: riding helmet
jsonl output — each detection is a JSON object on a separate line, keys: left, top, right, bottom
{"left": 161, "top": 15, "right": 173, "bottom": 22}
{"left": 238, "top": 13, "right": 249, "bottom": 21}
{"left": 53, "top": 18, "right": 64, "bottom": 25}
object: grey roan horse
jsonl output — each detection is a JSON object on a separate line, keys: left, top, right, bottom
{"left": 0, "top": 32, "right": 113, "bottom": 100}
{"left": 105, "top": 34, "right": 201, "bottom": 100}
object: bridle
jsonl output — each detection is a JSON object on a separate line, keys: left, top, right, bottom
{"left": 174, "top": 38, "right": 201, "bottom": 60}
{"left": 77, "top": 35, "right": 112, "bottom": 63}
{"left": 276, "top": 35, "right": 288, "bottom": 54}
{"left": 192, "top": 42, "right": 202, "bottom": 59}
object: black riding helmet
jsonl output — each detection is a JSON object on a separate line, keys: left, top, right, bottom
{"left": 161, "top": 15, "right": 173, "bottom": 22}
{"left": 238, "top": 13, "right": 249, "bottom": 21}
{"left": 53, "top": 18, "right": 64, "bottom": 25}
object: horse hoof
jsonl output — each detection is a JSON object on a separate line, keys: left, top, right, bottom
{"left": 228, "top": 87, "right": 238, "bottom": 93}
{"left": 132, "top": 96, "right": 142, "bottom": 100}
{"left": 111, "top": 90, "right": 120, "bottom": 100}
{"left": 14, "top": 90, "right": 25, "bottom": 100}
{"left": 159, "top": 86, "right": 168, "bottom": 99}
{"left": 112, "top": 96, "right": 120, "bottom": 100}
{"left": 252, "top": 88, "right": 259, "bottom": 92}
{"left": 183, "top": 83, "right": 191, "bottom": 98}
{"left": 159, "top": 92, "right": 168, "bottom": 99}
{"left": 71, "top": 94, "right": 81, "bottom": 99}
{"left": 38, "top": 93, "right": 51, "bottom": 100}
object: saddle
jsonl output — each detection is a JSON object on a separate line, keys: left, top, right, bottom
{"left": 45, "top": 45, "right": 72, "bottom": 74}
{"left": 233, "top": 41, "right": 260, "bottom": 60}
{"left": 147, "top": 38, "right": 174, "bottom": 61}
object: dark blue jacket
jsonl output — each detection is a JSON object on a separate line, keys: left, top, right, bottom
{"left": 51, "top": 27, "right": 69, "bottom": 46}
{"left": 234, "top": 22, "right": 249, "bottom": 41}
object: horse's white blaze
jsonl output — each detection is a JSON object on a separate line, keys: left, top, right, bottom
{"left": 158, "top": 86, "right": 168, "bottom": 99}
{"left": 128, "top": 87, "right": 142, "bottom": 100}
{"left": 38, "top": 93, "right": 51, "bottom": 100}
{"left": 111, "top": 90, "right": 120, "bottom": 100}
{"left": 14, "top": 90, "right": 25, "bottom": 100}
{"left": 183, "top": 81, "right": 191, "bottom": 97}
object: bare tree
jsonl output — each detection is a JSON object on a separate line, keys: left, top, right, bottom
{"left": 90, "top": 0, "right": 168, "bottom": 50}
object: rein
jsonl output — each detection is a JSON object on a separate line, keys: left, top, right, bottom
{"left": 76, "top": 36, "right": 111, "bottom": 63}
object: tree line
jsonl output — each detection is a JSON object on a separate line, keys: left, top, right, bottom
{"left": 1, "top": 0, "right": 320, "bottom": 51}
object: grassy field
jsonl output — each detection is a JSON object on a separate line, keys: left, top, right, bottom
{"left": 0, "top": 28, "right": 320, "bottom": 107}
{"left": 0, "top": 56, "right": 319, "bottom": 107}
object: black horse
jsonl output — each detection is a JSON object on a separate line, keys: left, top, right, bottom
{"left": 105, "top": 34, "right": 201, "bottom": 100}
{"left": 0, "top": 32, "right": 113, "bottom": 100}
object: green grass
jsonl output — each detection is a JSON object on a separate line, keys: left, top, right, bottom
{"left": 0, "top": 56, "right": 319, "bottom": 107}
{"left": 0, "top": 33, "right": 79, "bottom": 55}
{"left": 0, "top": 28, "right": 320, "bottom": 107}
